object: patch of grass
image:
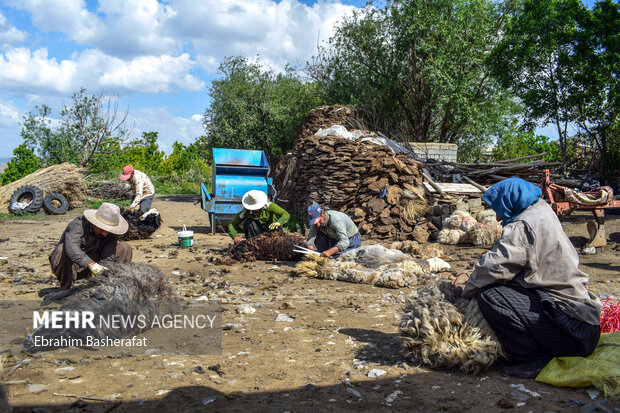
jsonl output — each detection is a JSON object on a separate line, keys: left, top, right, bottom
{"left": 81, "top": 199, "right": 132, "bottom": 209}
{"left": 0, "top": 211, "right": 49, "bottom": 222}
{"left": 153, "top": 180, "right": 202, "bottom": 195}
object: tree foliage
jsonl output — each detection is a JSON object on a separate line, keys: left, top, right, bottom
{"left": 0, "top": 144, "right": 41, "bottom": 185}
{"left": 20, "top": 88, "right": 133, "bottom": 167}
{"left": 198, "top": 56, "right": 321, "bottom": 164}
{"left": 492, "top": 127, "right": 561, "bottom": 162}
{"left": 570, "top": 0, "right": 619, "bottom": 183}
{"left": 307, "top": 0, "right": 518, "bottom": 160}
{"left": 488, "top": 0, "right": 585, "bottom": 171}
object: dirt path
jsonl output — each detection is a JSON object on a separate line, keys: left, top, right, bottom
{"left": 1, "top": 196, "right": 618, "bottom": 412}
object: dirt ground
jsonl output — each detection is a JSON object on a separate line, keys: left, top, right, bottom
{"left": 0, "top": 195, "right": 618, "bottom": 413}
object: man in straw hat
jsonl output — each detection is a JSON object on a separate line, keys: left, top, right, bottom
{"left": 120, "top": 165, "right": 155, "bottom": 214}
{"left": 49, "top": 202, "right": 133, "bottom": 289}
{"left": 228, "top": 190, "right": 294, "bottom": 244}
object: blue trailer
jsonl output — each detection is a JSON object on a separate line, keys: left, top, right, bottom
{"left": 200, "top": 148, "right": 273, "bottom": 234}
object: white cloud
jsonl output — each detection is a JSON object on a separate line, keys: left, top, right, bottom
{"left": 0, "top": 47, "right": 204, "bottom": 94}
{"left": 0, "top": 97, "right": 20, "bottom": 126}
{"left": 0, "top": 12, "right": 28, "bottom": 49}
{"left": 131, "top": 107, "right": 204, "bottom": 152}
{"left": 6, "top": 0, "right": 355, "bottom": 72}
{"left": 6, "top": 0, "right": 177, "bottom": 58}
{"left": 168, "top": 0, "right": 357, "bottom": 73}
{"left": 6, "top": 0, "right": 100, "bottom": 42}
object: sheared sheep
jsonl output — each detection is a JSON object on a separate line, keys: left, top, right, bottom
{"left": 388, "top": 240, "right": 446, "bottom": 259}
{"left": 296, "top": 244, "right": 451, "bottom": 289}
{"left": 25, "top": 263, "right": 178, "bottom": 352}
{"left": 399, "top": 279, "right": 504, "bottom": 373}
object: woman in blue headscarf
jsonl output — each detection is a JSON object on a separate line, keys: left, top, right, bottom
{"left": 462, "top": 178, "right": 601, "bottom": 379}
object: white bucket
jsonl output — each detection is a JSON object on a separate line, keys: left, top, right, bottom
{"left": 177, "top": 225, "right": 194, "bottom": 247}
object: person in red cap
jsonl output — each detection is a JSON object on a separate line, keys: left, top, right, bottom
{"left": 120, "top": 165, "right": 155, "bottom": 213}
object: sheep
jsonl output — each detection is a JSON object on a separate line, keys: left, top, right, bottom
{"left": 24, "top": 263, "right": 178, "bottom": 352}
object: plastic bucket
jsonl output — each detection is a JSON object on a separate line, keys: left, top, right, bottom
{"left": 177, "top": 225, "right": 194, "bottom": 247}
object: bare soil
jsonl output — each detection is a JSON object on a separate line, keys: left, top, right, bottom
{"left": 1, "top": 195, "right": 618, "bottom": 412}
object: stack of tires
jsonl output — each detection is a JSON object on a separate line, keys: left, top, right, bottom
{"left": 9, "top": 186, "right": 69, "bottom": 215}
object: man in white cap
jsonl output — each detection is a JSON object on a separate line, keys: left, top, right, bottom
{"left": 49, "top": 202, "right": 133, "bottom": 289}
{"left": 120, "top": 165, "right": 155, "bottom": 213}
{"left": 228, "top": 190, "right": 293, "bottom": 244}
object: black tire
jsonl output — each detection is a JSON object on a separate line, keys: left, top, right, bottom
{"left": 9, "top": 185, "right": 44, "bottom": 215}
{"left": 43, "top": 192, "right": 69, "bottom": 214}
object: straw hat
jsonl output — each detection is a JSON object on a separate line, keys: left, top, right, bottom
{"left": 242, "top": 190, "right": 268, "bottom": 211}
{"left": 83, "top": 202, "right": 129, "bottom": 235}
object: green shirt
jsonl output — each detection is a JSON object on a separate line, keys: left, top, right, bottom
{"left": 228, "top": 202, "right": 290, "bottom": 239}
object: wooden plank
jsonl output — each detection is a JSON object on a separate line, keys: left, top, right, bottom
{"left": 423, "top": 182, "right": 482, "bottom": 194}
{"left": 421, "top": 170, "right": 445, "bottom": 196}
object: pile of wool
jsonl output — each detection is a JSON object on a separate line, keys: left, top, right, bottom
{"left": 121, "top": 208, "right": 162, "bottom": 240}
{"left": 295, "top": 244, "right": 451, "bottom": 289}
{"left": 25, "top": 263, "right": 179, "bottom": 352}
{"left": 388, "top": 240, "right": 446, "bottom": 259}
{"left": 437, "top": 210, "right": 502, "bottom": 248}
{"left": 399, "top": 279, "right": 504, "bottom": 373}
{"left": 227, "top": 231, "right": 306, "bottom": 262}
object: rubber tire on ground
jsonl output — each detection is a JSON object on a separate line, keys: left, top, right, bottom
{"left": 43, "top": 192, "right": 69, "bottom": 214}
{"left": 9, "top": 185, "right": 44, "bottom": 215}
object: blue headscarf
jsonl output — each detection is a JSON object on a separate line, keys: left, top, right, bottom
{"left": 482, "top": 178, "right": 542, "bottom": 226}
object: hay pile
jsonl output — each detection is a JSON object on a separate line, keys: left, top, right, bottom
{"left": 227, "top": 231, "right": 306, "bottom": 262}
{"left": 120, "top": 208, "right": 162, "bottom": 241}
{"left": 0, "top": 163, "right": 87, "bottom": 213}
{"left": 399, "top": 280, "right": 504, "bottom": 373}
{"left": 273, "top": 106, "right": 429, "bottom": 241}
{"left": 295, "top": 244, "right": 451, "bottom": 289}
{"left": 89, "top": 180, "right": 132, "bottom": 200}
{"left": 437, "top": 210, "right": 502, "bottom": 248}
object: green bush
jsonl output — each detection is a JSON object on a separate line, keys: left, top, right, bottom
{"left": 1, "top": 144, "right": 41, "bottom": 185}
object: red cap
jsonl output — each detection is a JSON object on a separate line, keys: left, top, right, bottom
{"left": 120, "top": 165, "right": 134, "bottom": 181}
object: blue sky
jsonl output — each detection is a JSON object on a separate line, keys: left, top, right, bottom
{"left": 0, "top": 0, "right": 598, "bottom": 159}
{"left": 0, "top": 0, "right": 368, "bottom": 158}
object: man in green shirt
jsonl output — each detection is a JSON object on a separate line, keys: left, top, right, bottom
{"left": 228, "top": 190, "right": 292, "bottom": 244}
{"left": 306, "top": 203, "right": 361, "bottom": 258}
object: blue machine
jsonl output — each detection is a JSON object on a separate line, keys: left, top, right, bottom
{"left": 200, "top": 148, "right": 272, "bottom": 234}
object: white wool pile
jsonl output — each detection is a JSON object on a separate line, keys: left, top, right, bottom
{"left": 399, "top": 279, "right": 504, "bottom": 373}
{"left": 475, "top": 209, "right": 498, "bottom": 224}
{"left": 295, "top": 245, "right": 451, "bottom": 289}
{"left": 443, "top": 210, "right": 478, "bottom": 232}
{"left": 470, "top": 222, "right": 502, "bottom": 248}
{"left": 438, "top": 209, "right": 501, "bottom": 247}
{"left": 437, "top": 228, "right": 469, "bottom": 245}
{"left": 388, "top": 240, "right": 446, "bottom": 259}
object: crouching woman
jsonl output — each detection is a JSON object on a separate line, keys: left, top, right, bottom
{"left": 462, "top": 178, "right": 601, "bottom": 378}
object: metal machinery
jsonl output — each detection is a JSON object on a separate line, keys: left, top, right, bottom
{"left": 200, "top": 148, "right": 272, "bottom": 234}
{"left": 541, "top": 169, "right": 620, "bottom": 248}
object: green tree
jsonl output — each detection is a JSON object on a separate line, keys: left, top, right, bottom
{"left": 21, "top": 105, "right": 80, "bottom": 165}
{"left": 0, "top": 144, "right": 41, "bottom": 185}
{"left": 20, "top": 88, "right": 133, "bottom": 167}
{"left": 198, "top": 57, "right": 321, "bottom": 164}
{"left": 492, "top": 128, "right": 561, "bottom": 162}
{"left": 308, "top": 0, "right": 517, "bottom": 159}
{"left": 571, "top": 0, "right": 619, "bottom": 185}
{"left": 488, "top": 0, "right": 585, "bottom": 172}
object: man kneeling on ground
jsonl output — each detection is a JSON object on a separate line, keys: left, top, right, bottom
{"left": 49, "top": 202, "right": 133, "bottom": 289}
{"left": 305, "top": 203, "right": 361, "bottom": 258}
